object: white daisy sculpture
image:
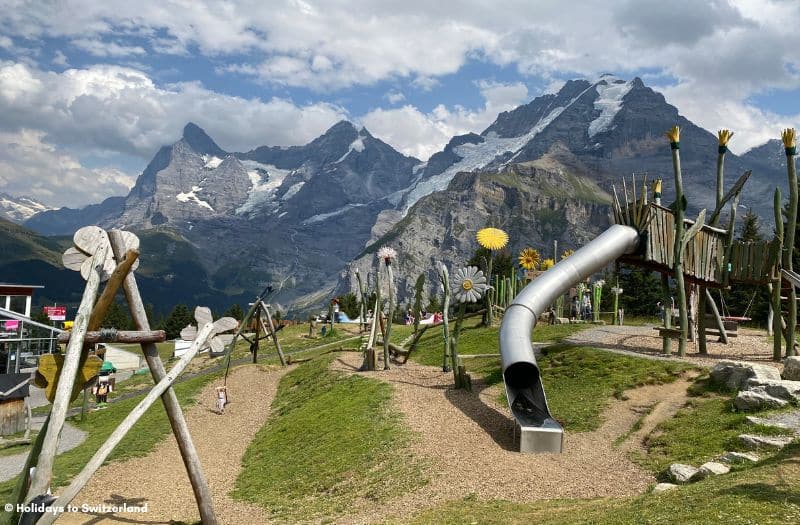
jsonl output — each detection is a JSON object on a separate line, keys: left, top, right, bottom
{"left": 452, "top": 266, "right": 489, "bottom": 304}
{"left": 377, "top": 246, "right": 397, "bottom": 265}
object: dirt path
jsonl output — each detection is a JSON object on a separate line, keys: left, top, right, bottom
{"left": 56, "top": 364, "right": 287, "bottom": 524}
{"left": 330, "top": 353, "right": 697, "bottom": 524}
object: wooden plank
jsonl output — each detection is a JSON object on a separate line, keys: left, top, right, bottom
{"left": 108, "top": 230, "right": 218, "bottom": 525}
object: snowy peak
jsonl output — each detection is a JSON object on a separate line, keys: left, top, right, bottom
{"left": 587, "top": 77, "right": 633, "bottom": 138}
{"left": 182, "top": 122, "right": 227, "bottom": 157}
{"left": 0, "top": 193, "right": 53, "bottom": 223}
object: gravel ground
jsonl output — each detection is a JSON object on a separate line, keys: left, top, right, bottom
{"left": 565, "top": 324, "right": 785, "bottom": 372}
{"left": 56, "top": 364, "right": 287, "bottom": 524}
{"left": 0, "top": 417, "right": 87, "bottom": 483}
{"left": 329, "top": 352, "right": 696, "bottom": 525}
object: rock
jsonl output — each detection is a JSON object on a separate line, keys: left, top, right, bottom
{"left": 555, "top": 317, "right": 570, "bottom": 324}
{"left": 735, "top": 389, "right": 789, "bottom": 411}
{"left": 719, "top": 451, "right": 760, "bottom": 463}
{"left": 746, "top": 411, "right": 800, "bottom": 435}
{"left": 668, "top": 463, "right": 699, "bottom": 484}
{"left": 738, "top": 434, "right": 795, "bottom": 450}
{"left": 782, "top": 356, "right": 800, "bottom": 381}
{"left": 710, "top": 361, "right": 782, "bottom": 390}
{"left": 745, "top": 378, "right": 800, "bottom": 402}
{"left": 691, "top": 461, "right": 730, "bottom": 481}
{"left": 652, "top": 482, "right": 679, "bottom": 493}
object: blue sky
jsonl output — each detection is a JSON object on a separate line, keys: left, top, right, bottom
{"left": 0, "top": 0, "right": 798, "bottom": 207}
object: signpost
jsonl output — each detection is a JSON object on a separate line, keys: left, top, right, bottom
{"left": 43, "top": 306, "right": 66, "bottom": 321}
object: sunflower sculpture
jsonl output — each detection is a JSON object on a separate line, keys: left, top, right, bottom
{"left": 452, "top": 266, "right": 489, "bottom": 303}
{"left": 376, "top": 245, "right": 397, "bottom": 370}
{"left": 518, "top": 248, "right": 540, "bottom": 271}
{"left": 476, "top": 228, "right": 509, "bottom": 250}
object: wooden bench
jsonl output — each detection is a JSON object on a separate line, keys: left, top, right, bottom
{"left": 654, "top": 327, "right": 682, "bottom": 338}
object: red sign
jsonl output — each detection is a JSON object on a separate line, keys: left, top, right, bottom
{"left": 44, "top": 306, "right": 66, "bottom": 321}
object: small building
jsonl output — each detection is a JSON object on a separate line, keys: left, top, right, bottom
{"left": 0, "top": 283, "right": 62, "bottom": 373}
{"left": 0, "top": 373, "right": 29, "bottom": 436}
{"left": 0, "top": 283, "right": 44, "bottom": 318}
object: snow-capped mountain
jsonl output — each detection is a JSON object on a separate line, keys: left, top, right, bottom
{"left": 0, "top": 193, "right": 52, "bottom": 223}
{"left": 20, "top": 75, "right": 788, "bottom": 312}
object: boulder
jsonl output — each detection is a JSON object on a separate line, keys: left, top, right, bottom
{"left": 782, "top": 356, "right": 800, "bottom": 381}
{"left": 745, "top": 379, "right": 800, "bottom": 402}
{"left": 668, "top": 463, "right": 698, "bottom": 484}
{"left": 735, "top": 389, "right": 789, "bottom": 411}
{"left": 652, "top": 482, "right": 678, "bottom": 493}
{"left": 691, "top": 461, "right": 730, "bottom": 481}
{"left": 710, "top": 361, "right": 781, "bottom": 390}
{"left": 746, "top": 411, "right": 800, "bottom": 435}
{"left": 719, "top": 451, "right": 759, "bottom": 463}
{"left": 739, "top": 434, "right": 795, "bottom": 450}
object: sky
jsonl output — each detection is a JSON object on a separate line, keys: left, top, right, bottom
{"left": 0, "top": 0, "right": 798, "bottom": 208}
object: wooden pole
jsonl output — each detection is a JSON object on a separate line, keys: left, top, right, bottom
{"left": 773, "top": 187, "right": 785, "bottom": 361}
{"left": 667, "top": 127, "right": 688, "bottom": 356}
{"left": 439, "top": 264, "right": 452, "bottom": 372}
{"left": 783, "top": 129, "right": 798, "bottom": 357}
{"left": 107, "top": 230, "right": 217, "bottom": 525}
{"left": 383, "top": 262, "right": 394, "bottom": 370}
{"left": 58, "top": 329, "right": 165, "bottom": 344}
{"left": 261, "top": 302, "right": 287, "bottom": 366}
{"left": 253, "top": 305, "right": 260, "bottom": 364}
{"left": 42, "top": 322, "right": 218, "bottom": 524}
{"left": 27, "top": 243, "right": 107, "bottom": 499}
{"left": 88, "top": 249, "right": 139, "bottom": 331}
{"left": 704, "top": 289, "right": 728, "bottom": 344}
{"left": 661, "top": 272, "right": 672, "bottom": 355}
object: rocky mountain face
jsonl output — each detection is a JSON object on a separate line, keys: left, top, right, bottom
{"left": 19, "top": 76, "right": 791, "bottom": 313}
{"left": 345, "top": 161, "right": 613, "bottom": 303}
{"left": 0, "top": 193, "right": 52, "bottom": 223}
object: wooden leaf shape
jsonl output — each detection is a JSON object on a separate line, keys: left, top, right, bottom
{"left": 62, "top": 247, "right": 87, "bottom": 271}
{"left": 180, "top": 325, "right": 197, "bottom": 341}
{"left": 212, "top": 316, "right": 238, "bottom": 333}
{"left": 37, "top": 354, "right": 103, "bottom": 403}
{"left": 210, "top": 337, "right": 225, "bottom": 354}
{"left": 80, "top": 253, "right": 115, "bottom": 282}
{"left": 194, "top": 306, "right": 213, "bottom": 328}
{"left": 73, "top": 226, "right": 108, "bottom": 255}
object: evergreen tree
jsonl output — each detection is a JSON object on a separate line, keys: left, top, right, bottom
{"left": 426, "top": 293, "right": 441, "bottom": 314}
{"left": 102, "top": 301, "right": 133, "bottom": 330}
{"left": 224, "top": 303, "right": 244, "bottom": 321}
{"left": 618, "top": 266, "right": 664, "bottom": 317}
{"left": 161, "top": 304, "right": 193, "bottom": 339}
{"left": 335, "top": 292, "right": 359, "bottom": 319}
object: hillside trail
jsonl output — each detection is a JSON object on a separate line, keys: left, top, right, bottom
{"left": 329, "top": 352, "right": 698, "bottom": 525}
{"left": 55, "top": 363, "right": 288, "bottom": 525}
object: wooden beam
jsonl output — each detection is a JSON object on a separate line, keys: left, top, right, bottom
{"left": 107, "top": 230, "right": 217, "bottom": 525}
{"left": 27, "top": 242, "right": 107, "bottom": 499}
{"left": 57, "top": 329, "right": 165, "bottom": 344}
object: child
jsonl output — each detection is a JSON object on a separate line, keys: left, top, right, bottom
{"left": 216, "top": 386, "right": 227, "bottom": 414}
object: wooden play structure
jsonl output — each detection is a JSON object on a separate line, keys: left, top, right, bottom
{"left": 9, "top": 226, "right": 236, "bottom": 525}
{"left": 612, "top": 127, "right": 798, "bottom": 360}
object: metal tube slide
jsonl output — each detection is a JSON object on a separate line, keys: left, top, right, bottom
{"left": 500, "top": 225, "right": 640, "bottom": 453}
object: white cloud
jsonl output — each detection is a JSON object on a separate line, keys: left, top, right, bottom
{"left": 0, "top": 129, "right": 136, "bottom": 207}
{"left": 0, "top": 61, "right": 348, "bottom": 159}
{"left": 362, "top": 80, "right": 530, "bottom": 160}
{"left": 385, "top": 90, "right": 405, "bottom": 104}
{"left": 71, "top": 38, "right": 147, "bottom": 57}
{"left": 51, "top": 50, "right": 69, "bottom": 66}
{"left": 0, "top": 35, "right": 12, "bottom": 49}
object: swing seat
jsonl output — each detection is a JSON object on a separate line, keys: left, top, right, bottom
{"left": 721, "top": 316, "right": 750, "bottom": 322}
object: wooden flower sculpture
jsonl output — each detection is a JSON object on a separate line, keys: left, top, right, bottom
{"left": 180, "top": 307, "right": 238, "bottom": 354}
{"left": 783, "top": 128, "right": 797, "bottom": 155}
{"left": 718, "top": 129, "right": 734, "bottom": 153}
{"left": 377, "top": 246, "right": 397, "bottom": 265}
{"left": 518, "top": 248, "right": 540, "bottom": 270}
{"left": 62, "top": 226, "right": 140, "bottom": 281}
{"left": 665, "top": 125, "right": 680, "bottom": 148}
{"left": 452, "top": 266, "right": 489, "bottom": 303}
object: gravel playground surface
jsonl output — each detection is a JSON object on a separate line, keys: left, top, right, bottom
{"left": 56, "top": 364, "right": 288, "bottom": 525}
{"left": 565, "top": 323, "right": 785, "bottom": 372}
{"left": 329, "top": 352, "right": 696, "bottom": 525}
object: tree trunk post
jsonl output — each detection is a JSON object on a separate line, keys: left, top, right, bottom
{"left": 773, "top": 186, "right": 785, "bottom": 361}
{"left": 108, "top": 230, "right": 217, "bottom": 525}
{"left": 439, "top": 264, "right": 452, "bottom": 372}
{"left": 667, "top": 126, "right": 688, "bottom": 356}
{"left": 661, "top": 273, "right": 672, "bottom": 354}
{"left": 783, "top": 129, "right": 798, "bottom": 357}
{"left": 383, "top": 263, "right": 394, "bottom": 370}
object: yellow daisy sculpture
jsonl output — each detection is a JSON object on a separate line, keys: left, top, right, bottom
{"left": 518, "top": 248, "right": 540, "bottom": 270}
{"left": 476, "top": 228, "right": 508, "bottom": 251}
{"left": 540, "top": 258, "right": 555, "bottom": 270}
